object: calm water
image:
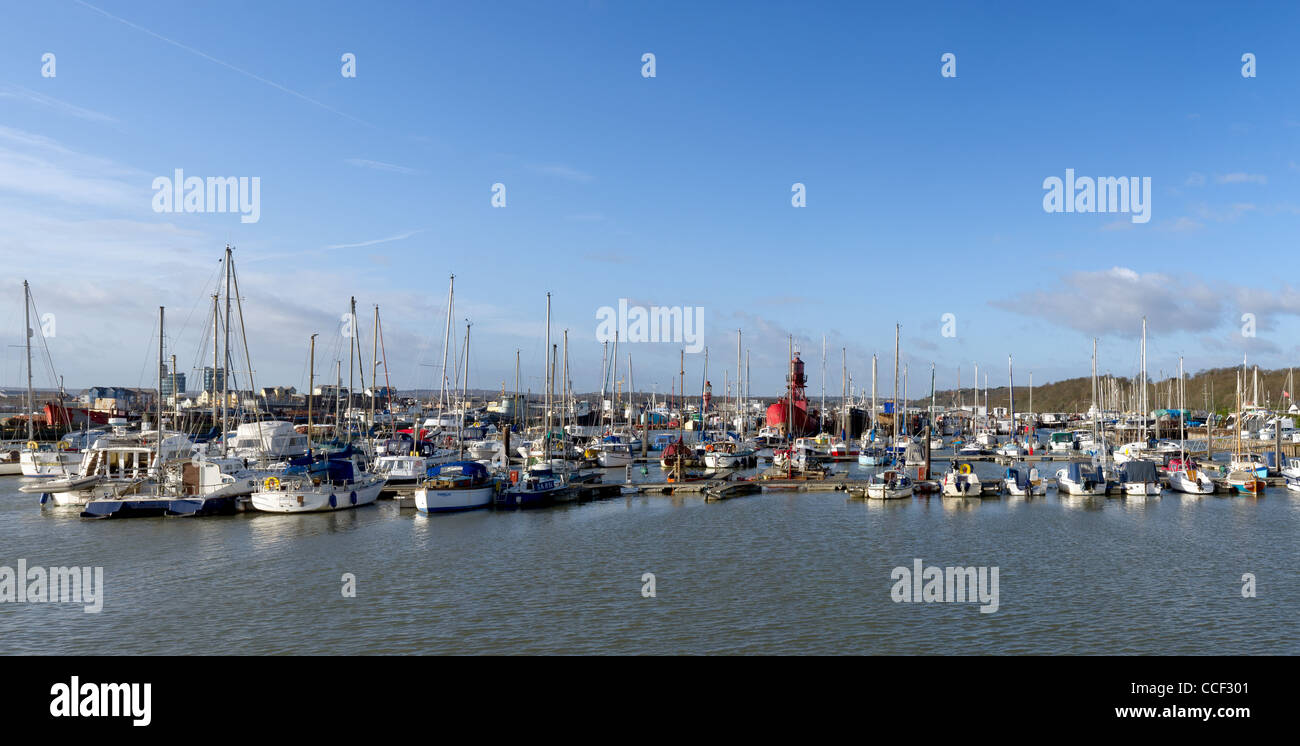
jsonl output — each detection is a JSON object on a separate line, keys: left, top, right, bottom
{"left": 1, "top": 454, "right": 1296, "bottom": 655}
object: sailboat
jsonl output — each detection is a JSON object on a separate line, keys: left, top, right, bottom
{"left": 497, "top": 293, "right": 570, "bottom": 505}
{"left": 250, "top": 334, "right": 386, "bottom": 513}
{"left": 865, "top": 468, "right": 913, "bottom": 499}
{"left": 1226, "top": 357, "right": 1265, "bottom": 495}
{"left": 414, "top": 460, "right": 495, "bottom": 513}
{"left": 1168, "top": 357, "right": 1214, "bottom": 494}
{"left": 17, "top": 281, "right": 84, "bottom": 477}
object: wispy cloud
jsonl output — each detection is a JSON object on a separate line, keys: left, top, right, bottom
{"left": 344, "top": 158, "right": 421, "bottom": 175}
{"left": 992, "top": 267, "right": 1224, "bottom": 337}
{"left": 72, "top": 0, "right": 373, "bottom": 128}
{"left": 0, "top": 126, "right": 146, "bottom": 208}
{"left": 0, "top": 85, "right": 118, "bottom": 125}
{"left": 1216, "top": 172, "right": 1267, "bottom": 184}
{"left": 1161, "top": 216, "right": 1203, "bottom": 232}
{"left": 326, "top": 230, "right": 422, "bottom": 250}
{"left": 1194, "top": 202, "right": 1256, "bottom": 222}
{"left": 527, "top": 162, "right": 594, "bottom": 182}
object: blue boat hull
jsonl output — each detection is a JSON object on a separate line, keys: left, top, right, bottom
{"left": 81, "top": 495, "right": 240, "bottom": 519}
{"left": 494, "top": 489, "right": 561, "bottom": 509}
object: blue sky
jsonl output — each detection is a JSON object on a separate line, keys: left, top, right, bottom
{"left": 2, "top": 1, "right": 1299, "bottom": 399}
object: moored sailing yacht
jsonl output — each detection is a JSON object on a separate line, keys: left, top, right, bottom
{"left": 865, "top": 468, "right": 913, "bottom": 499}
{"left": 413, "top": 460, "right": 494, "bottom": 513}
{"left": 250, "top": 451, "right": 386, "bottom": 513}
{"left": 248, "top": 335, "right": 385, "bottom": 513}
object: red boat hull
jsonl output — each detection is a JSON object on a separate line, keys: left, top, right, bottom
{"left": 765, "top": 398, "right": 817, "bottom": 436}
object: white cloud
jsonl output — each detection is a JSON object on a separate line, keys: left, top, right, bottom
{"left": 344, "top": 158, "right": 421, "bottom": 175}
{"left": 992, "top": 267, "right": 1224, "bottom": 338}
{"left": 0, "top": 85, "right": 118, "bottom": 125}
{"left": 527, "top": 162, "right": 594, "bottom": 182}
{"left": 1216, "top": 172, "right": 1267, "bottom": 184}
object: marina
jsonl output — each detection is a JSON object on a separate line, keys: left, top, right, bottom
{"left": 2, "top": 1, "right": 1298, "bottom": 677}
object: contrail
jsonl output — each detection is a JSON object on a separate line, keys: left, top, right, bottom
{"left": 72, "top": 0, "right": 374, "bottom": 128}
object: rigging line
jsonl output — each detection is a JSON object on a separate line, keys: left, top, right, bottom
{"left": 170, "top": 259, "right": 224, "bottom": 362}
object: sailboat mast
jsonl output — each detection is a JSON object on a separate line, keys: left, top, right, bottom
{"left": 460, "top": 321, "right": 471, "bottom": 458}
{"left": 893, "top": 324, "right": 900, "bottom": 440}
{"left": 348, "top": 296, "right": 356, "bottom": 440}
{"left": 222, "top": 246, "right": 232, "bottom": 456}
{"left": 871, "top": 353, "right": 877, "bottom": 435}
{"left": 211, "top": 294, "right": 219, "bottom": 435}
{"left": 821, "top": 335, "right": 826, "bottom": 433}
{"left": 23, "top": 280, "right": 33, "bottom": 441}
{"left": 1179, "top": 356, "right": 1185, "bottom": 461}
{"left": 1140, "top": 316, "right": 1147, "bottom": 442}
{"left": 308, "top": 334, "right": 317, "bottom": 454}
{"left": 156, "top": 306, "right": 164, "bottom": 471}
{"left": 370, "top": 305, "right": 379, "bottom": 439}
{"left": 841, "top": 347, "right": 847, "bottom": 439}
{"left": 543, "top": 292, "right": 551, "bottom": 461}
{"left": 736, "top": 329, "right": 742, "bottom": 438}
{"left": 440, "top": 275, "right": 455, "bottom": 414}
{"left": 1008, "top": 354, "right": 1015, "bottom": 446}
{"left": 334, "top": 360, "right": 342, "bottom": 436}
{"left": 1092, "top": 338, "right": 1098, "bottom": 445}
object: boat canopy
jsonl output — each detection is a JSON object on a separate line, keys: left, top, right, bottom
{"left": 1005, "top": 467, "right": 1031, "bottom": 489}
{"left": 1064, "top": 461, "right": 1103, "bottom": 482}
{"left": 429, "top": 461, "right": 489, "bottom": 479}
{"left": 309, "top": 457, "right": 355, "bottom": 483}
{"left": 1120, "top": 460, "right": 1158, "bottom": 483}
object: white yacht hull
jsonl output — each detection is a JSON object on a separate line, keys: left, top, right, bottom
{"left": 866, "top": 484, "right": 913, "bottom": 499}
{"left": 941, "top": 475, "right": 982, "bottom": 497}
{"left": 414, "top": 484, "right": 494, "bottom": 513}
{"left": 597, "top": 450, "right": 634, "bottom": 467}
{"left": 250, "top": 477, "right": 385, "bottom": 513}
{"left": 20, "top": 449, "right": 81, "bottom": 477}
{"left": 1003, "top": 480, "right": 1046, "bottom": 496}
{"left": 1169, "top": 471, "right": 1215, "bottom": 494}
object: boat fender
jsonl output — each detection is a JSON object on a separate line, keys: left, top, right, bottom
{"left": 350, "top": 491, "right": 357, "bottom": 505}
{"left": 329, "top": 494, "right": 337, "bottom": 508}
{"left": 39, "top": 493, "right": 48, "bottom": 505}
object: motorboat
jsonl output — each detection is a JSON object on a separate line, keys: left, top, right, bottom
{"left": 1002, "top": 465, "right": 1046, "bottom": 496}
{"left": 1119, "top": 459, "right": 1161, "bottom": 496}
{"left": 496, "top": 464, "right": 567, "bottom": 508}
{"left": 1055, "top": 461, "right": 1106, "bottom": 496}
{"left": 941, "top": 462, "right": 982, "bottom": 497}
